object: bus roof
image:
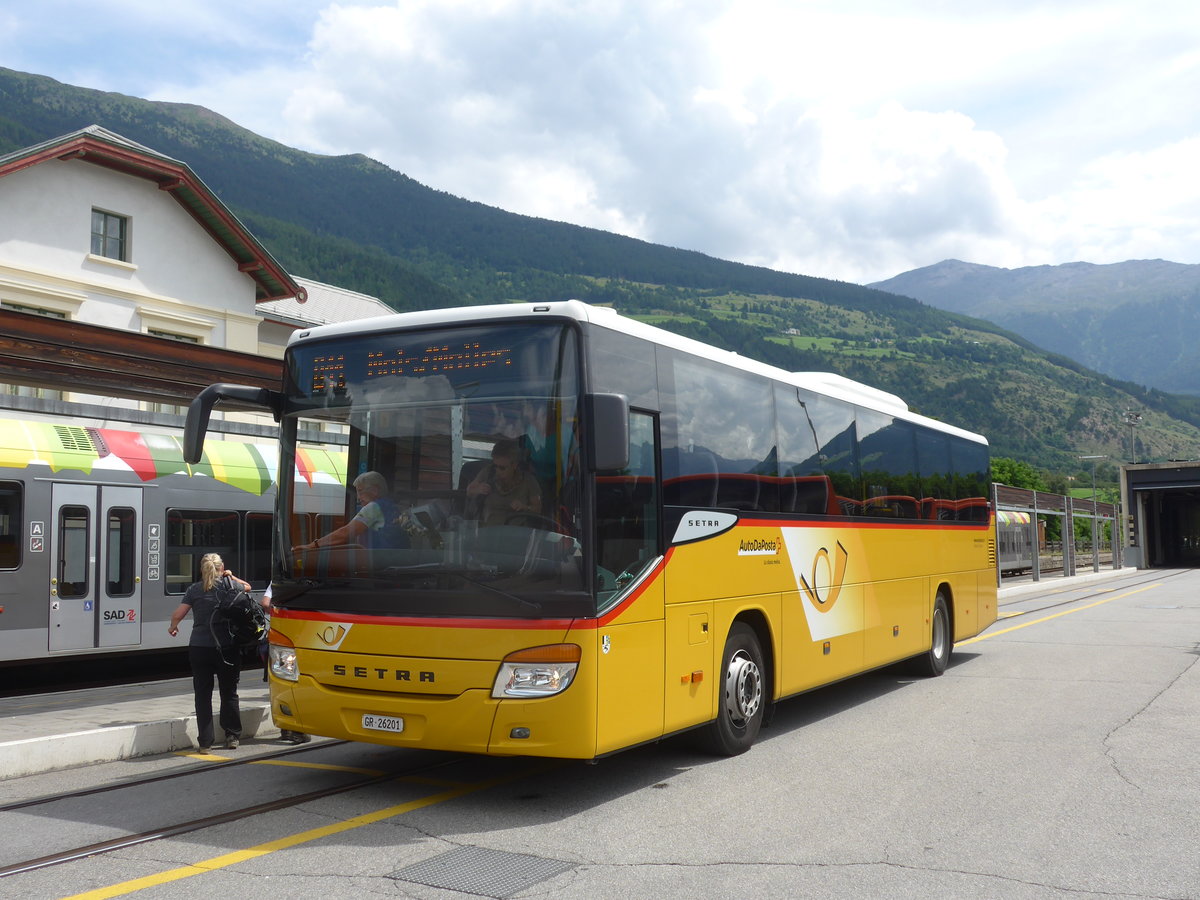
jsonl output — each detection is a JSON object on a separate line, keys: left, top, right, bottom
{"left": 288, "top": 300, "right": 988, "bottom": 446}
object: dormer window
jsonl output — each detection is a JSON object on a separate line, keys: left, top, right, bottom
{"left": 90, "top": 209, "right": 128, "bottom": 261}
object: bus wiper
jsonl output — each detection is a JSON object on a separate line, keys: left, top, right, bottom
{"left": 380, "top": 563, "right": 542, "bottom": 611}
{"left": 271, "top": 578, "right": 325, "bottom": 605}
{"left": 456, "top": 569, "right": 543, "bottom": 611}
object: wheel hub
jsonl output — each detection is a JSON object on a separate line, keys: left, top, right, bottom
{"left": 724, "top": 650, "right": 762, "bottom": 724}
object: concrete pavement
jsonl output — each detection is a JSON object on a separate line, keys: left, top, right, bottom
{"left": 0, "top": 567, "right": 1141, "bottom": 781}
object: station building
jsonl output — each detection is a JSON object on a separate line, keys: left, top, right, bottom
{"left": 0, "top": 124, "right": 392, "bottom": 433}
{"left": 1122, "top": 462, "right": 1200, "bottom": 568}
{"left": 0, "top": 125, "right": 399, "bottom": 660}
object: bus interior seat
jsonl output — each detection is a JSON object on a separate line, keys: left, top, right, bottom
{"left": 716, "top": 474, "right": 761, "bottom": 511}
{"left": 785, "top": 476, "right": 831, "bottom": 515}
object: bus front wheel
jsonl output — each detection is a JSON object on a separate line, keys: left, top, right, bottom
{"left": 700, "top": 623, "right": 765, "bottom": 756}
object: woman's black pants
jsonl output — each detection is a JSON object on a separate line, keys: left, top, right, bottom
{"left": 189, "top": 645, "right": 242, "bottom": 747}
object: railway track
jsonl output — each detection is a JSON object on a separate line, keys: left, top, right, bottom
{"left": 0, "top": 741, "right": 464, "bottom": 879}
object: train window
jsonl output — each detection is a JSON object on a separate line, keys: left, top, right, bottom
{"left": 58, "top": 505, "right": 90, "bottom": 598}
{"left": 0, "top": 481, "right": 20, "bottom": 569}
{"left": 106, "top": 507, "right": 136, "bottom": 596}
{"left": 165, "top": 509, "right": 239, "bottom": 594}
{"left": 244, "top": 512, "right": 272, "bottom": 590}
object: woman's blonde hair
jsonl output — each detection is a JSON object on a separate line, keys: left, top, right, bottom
{"left": 200, "top": 553, "right": 224, "bottom": 592}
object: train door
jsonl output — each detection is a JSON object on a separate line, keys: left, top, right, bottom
{"left": 48, "top": 483, "right": 142, "bottom": 652}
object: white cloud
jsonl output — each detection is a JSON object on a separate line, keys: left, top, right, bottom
{"left": 1033, "top": 136, "right": 1200, "bottom": 265}
{"left": 7, "top": 0, "right": 1200, "bottom": 283}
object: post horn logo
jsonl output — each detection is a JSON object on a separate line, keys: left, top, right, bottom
{"left": 316, "top": 624, "right": 349, "bottom": 646}
{"left": 798, "top": 541, "right": 848, "bottom": 613}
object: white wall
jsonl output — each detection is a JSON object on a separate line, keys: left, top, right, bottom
{"left": 0, "top": 159, "right": 259, "bottom": 351}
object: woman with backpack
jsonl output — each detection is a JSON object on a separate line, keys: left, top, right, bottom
{"left": 168, "top": 553, "right": 251, "bottom": 752}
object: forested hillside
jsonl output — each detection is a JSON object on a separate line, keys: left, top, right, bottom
{"left": 872, "top": 259, "right": 1200, "bottom": 395}
{"left": 2, "top": 66, "right": 1199, "bottom": 474}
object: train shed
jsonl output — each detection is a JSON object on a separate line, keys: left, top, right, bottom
{"left": 1122, "top": 461, "right": 1200, "bottom": 568}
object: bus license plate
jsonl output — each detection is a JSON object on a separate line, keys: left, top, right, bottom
{"left": 362, "top": 714, "right": 404, "bottom": 733}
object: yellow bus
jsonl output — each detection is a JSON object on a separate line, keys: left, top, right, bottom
{"left": 185, "top": 300, "right": 996, "bottom": 759}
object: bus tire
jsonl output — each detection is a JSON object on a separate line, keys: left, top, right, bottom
{"left": 700, "top": 623, "right": 765, "bottom": 756}
{"left": 910, "top": 591, "right": 952, "bottom": 677}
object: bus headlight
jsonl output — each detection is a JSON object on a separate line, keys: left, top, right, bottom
{"left": 492, "top": 644, "right": 581, "bottom": 698}
{"left": 268, "top": 635, "right": 299, "bottom": 682}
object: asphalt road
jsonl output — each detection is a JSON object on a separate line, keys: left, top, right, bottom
{"left": 4, "top": 568, "right": 1198, "bottom": 900}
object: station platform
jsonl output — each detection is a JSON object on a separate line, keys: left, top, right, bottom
{"left": 0, "top": 672, "right": 282, "bottom": 780}
{"left": 0, "top": 568, "right": 1139, "bottom": 782}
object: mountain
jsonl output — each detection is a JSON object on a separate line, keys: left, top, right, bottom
{"left": 2, "top": 66, "right": 1199, "bottom": 475}
{"left": 0, "top": 66, "right": 874, "bottom": 314}
{"left": 871, "top": 259, "right": 1200, "bottom": 395}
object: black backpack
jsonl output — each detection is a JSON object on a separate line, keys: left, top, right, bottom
{"left": 210, "top": 575, "right": 268, "bottom": 663}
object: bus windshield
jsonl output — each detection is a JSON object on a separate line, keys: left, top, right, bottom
{"left": 275, "top": 321, "right": 588, "bottom": 618}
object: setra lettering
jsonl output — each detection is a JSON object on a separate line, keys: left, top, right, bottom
{"left": 333, "top": 663, "right": 435, "bottom": 683}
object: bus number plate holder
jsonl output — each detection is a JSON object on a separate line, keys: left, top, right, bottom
{"left": 362, "top": 714, "right": 405, "bottom": 733}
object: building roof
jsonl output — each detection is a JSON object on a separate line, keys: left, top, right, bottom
{"left": 0, "top": 125, "right": 304, "bottom": 304}
{"left": 258, "top": 277, "right": 395, "bottom": 327}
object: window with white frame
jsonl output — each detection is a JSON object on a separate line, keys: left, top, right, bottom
{"left": 1, "top": 303, "right": 65, "bottom": 399}
{"left": 143, "top": 330, "right": 198, "bottom": 415}
{"left": 1, "top": 302, "right": 67, "bottom": 320}
{"left": 91, "top": 209, "right": 128, "bottom": 261}
{"left": 147, "top": 329, "right": 200, "bottom": 344}
{"left": 0, "top": 302, "right": 70, "bottom": 400}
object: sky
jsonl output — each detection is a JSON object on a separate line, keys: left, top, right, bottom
{"left": 4, "top": 0, "right": 1200, "bottom": 285}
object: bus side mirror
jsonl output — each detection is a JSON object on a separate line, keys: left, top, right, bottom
{"left": 184, "top": 383, "right": 283, "bottom": 464}
{"left": 587, "top": 393, "right": 629, "bottom": 472}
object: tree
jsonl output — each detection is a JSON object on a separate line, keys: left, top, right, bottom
{"left": 992, "top": 457, "right": 1046, "bottom": 490}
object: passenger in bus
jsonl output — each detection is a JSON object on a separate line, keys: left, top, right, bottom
{"left": 294, "top": 470, "right": 399, "bottom": 551}
{"left": 465, "top": 438, "right": 543, "bottom": 526}
{"left": 167, "top": 553, "right": 251, "bottom": 751}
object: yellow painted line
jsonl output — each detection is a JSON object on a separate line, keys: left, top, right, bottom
{"left": 250, "top": 759, "right": 386, "bottom": 776}
{"left": 961, "top": 583, "right": 1160, "bottom": 645}
{"left": 998, "top": 611, "right": 1024, "bottom": 619}
{"left": 63, "top": 766, "right": 544, "bottom": 900}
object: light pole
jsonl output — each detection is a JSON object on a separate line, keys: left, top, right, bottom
{"left": 1123, "top": 411, "right": 1143, "bottom": 463}
{"left": 1078, "top": 455, "right": 1105, "bottom": 506}
{"left": 1078, "top": 455, "right": 1106, "bottom": 573}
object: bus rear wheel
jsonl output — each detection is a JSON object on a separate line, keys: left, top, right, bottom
{"left": 700, "top": 623, "right": 765, "bottom": 756}
{"left": 910, "top": 591, "right": 952, "bottom": 677}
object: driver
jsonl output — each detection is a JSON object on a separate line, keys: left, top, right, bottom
{"left": 465, "top": 438, "right": 542, "bottom": 526}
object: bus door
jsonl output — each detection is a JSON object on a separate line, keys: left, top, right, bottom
{"left": 594, "top": 411, "right": 666, "bottom": 754}
{"left": 48, "top": 483, "right": 142, "bottom": 652}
